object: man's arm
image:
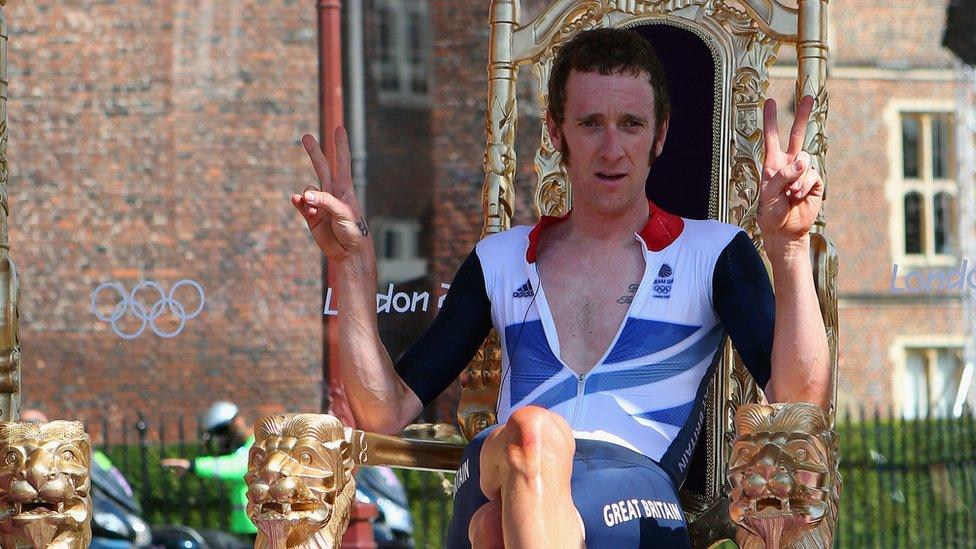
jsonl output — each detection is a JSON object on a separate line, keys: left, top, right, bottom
{"left": 292, "top": 129, "right": 421, "bottom": 433}
{"left": 395, "top": 250, "right": 493, "bottom": 406}
{"left": 294, "top": 129, "right": 491, "bottom": 433}
{"left": 764, "top": 236, "right": 829, "bottom": 408}
{"left": 712, "top": 231, "right": 774, "bottom": 391}
{"left": 755, "top": 96, "right": 831, "bottom": 409}
{"left": 193, "top": 451, "right": 249, "bottom": 481}
{"left": 332, "top": 250, "right": 423, "bottom": 434}
{"left": 333, "top": 247, "right": 493, "bottom": 433}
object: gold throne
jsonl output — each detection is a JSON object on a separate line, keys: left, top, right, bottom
{"left": 246, "top": 1, "right": 841, "bottom": 547}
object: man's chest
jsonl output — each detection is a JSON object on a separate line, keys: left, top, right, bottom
{"left": 536, "top": 248, "right": 647, "bottom": 374}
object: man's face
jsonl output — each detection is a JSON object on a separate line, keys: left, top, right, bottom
{"left": 547, "top": 70, "right": 668, "bottom": 215}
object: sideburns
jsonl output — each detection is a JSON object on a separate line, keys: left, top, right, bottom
{"left": 648, "top": 126, "right": 665, "bottom": 166}
{"left": 555, "top": 127, "right": 571, "bottom": 166}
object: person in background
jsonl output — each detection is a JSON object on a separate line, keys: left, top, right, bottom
{"left": 161, "top": 401, "right": 257, "bottom": 540}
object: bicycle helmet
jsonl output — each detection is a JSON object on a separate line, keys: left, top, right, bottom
{"left": 201, "top": 401, "right": 239, "bottom": 434}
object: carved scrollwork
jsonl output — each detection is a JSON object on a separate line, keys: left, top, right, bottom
{"left": 555, "top": 2, "right": 605, "bottom": 40}
{"left": 483, "top": 89, "right": 519, "bottom": 235}
{"left": 538, "top": 176, "right": 570, "bottom": 217}
{"left": 729, "top": 30, "right": 782, "bottom": 258}
{"left": 458, "top": 330, "right": 503, "bottom": 441}
{"left": 531, "top": 55, "right": 571, "bottom": 217}
{"left": 607, "top": 0, "right": 701, "bottom": 15}
{"left": 0, "top": 7, "right": 15, "bottom": 424}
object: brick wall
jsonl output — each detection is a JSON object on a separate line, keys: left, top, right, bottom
{"left": 6, "top": 0, "right": 323, "bottom": 433}
{"left": 770, "top": 0, "right": 964, "bottom": 410}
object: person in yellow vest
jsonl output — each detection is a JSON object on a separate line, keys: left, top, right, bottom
{"left": 161, "top": 401, "right": 257, "bottom": 539}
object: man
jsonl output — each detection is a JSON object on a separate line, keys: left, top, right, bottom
{"left": 292, "top": 28, "right": 828, "bottom": 548}
{"left": 161, "top": 401, "right": 258, "bottom": 539}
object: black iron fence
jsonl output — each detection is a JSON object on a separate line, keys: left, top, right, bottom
{"left": 835, "top": 408, "right": 976, "bottom": 548}
{"left": 94, "top": 413, "right": 235, "bottom": 531}
{"left": 92, "top": 409, "right": 976, "bottom": 548}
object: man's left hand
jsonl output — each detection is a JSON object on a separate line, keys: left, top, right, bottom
{"left": 757, "top": 95, "right": 823, "bottom": 245}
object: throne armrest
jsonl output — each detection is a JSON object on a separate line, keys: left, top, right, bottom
{"left": 350, "top": 426, "right": 466, "bottom": 472}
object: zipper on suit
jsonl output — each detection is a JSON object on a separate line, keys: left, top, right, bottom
{"left": 571, "top": 373, "right": 586, "bottom": 427}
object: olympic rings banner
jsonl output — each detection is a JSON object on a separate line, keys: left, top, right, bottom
{"left": 91, "top": 279, "right": 206, "bottom": 340}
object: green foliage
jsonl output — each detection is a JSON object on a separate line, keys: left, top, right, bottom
{"left": 100, "top": 442, "right": 234, "bottom": 531}
{"left": 394, "top": 469, "right": 455, "bottom": 549}
{"left": 834, "top": 412, "right": 976, "bottom": 548}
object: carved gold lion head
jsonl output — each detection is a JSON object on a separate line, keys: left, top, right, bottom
{"left": 0, "top": 420, "right": 92, "bottom": 549}
{"left": 728, "top": 403, "right": 840, "bottom": 549}
{"left": 246, "top": 413, "right": 355, "bottom": 549}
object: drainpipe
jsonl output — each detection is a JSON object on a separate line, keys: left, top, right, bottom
{"left": 317, "top": 2, "right": 378, "bottom": 547}
{"left": 347, "top": 0, "right": 368, "bottom": 211}
{"left": 317, "top": 0, "right": 355, "bottom": 427}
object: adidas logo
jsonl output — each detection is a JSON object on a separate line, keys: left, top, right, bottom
{"left": 512, "top": 280, "right": 535, "bottom": 298}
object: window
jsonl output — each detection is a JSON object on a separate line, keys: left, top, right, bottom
{"left": 373, "top": 218, "right": 427, "bottom": 284}
{"left": 372, "top": 0, "right": 430, "bottom": 105}
{"left": 894, "top": 111, "right": 957, "bottom": 263}
{"left": 899, "top": 346, "right": 964, "bottom": 418}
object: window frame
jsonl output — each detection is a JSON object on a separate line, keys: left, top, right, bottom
{"left": 371, "top": 0, "right": 431, "bottom": 107}
{"left": 372, "top": 217, "right": 427, "bottom": 284}
{"left": 886, "top": 100, "right": 958, "bottom": 267}
{"left": 890, "top": 335, "right": 965, "bottom": 418}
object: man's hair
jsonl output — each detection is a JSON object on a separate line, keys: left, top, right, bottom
{"left": 547, "top": 28, "right": 670, "bottom": 130}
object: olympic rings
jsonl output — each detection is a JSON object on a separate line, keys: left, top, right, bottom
{"left": 91, "top": 279, "right": 205, "bottom": 340}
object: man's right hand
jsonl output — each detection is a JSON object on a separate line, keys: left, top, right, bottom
{"left": 160, "top": 457, "right": 191, "bottom": 478}
{"left": 291, "top": 128, "right": 370, "bottom": 262}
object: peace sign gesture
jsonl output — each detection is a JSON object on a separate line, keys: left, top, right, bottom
{"left": 757, "top": 95, "right": 824, "bottom": 245}
{"left": 291, "top": 128, "right": 371, "bottom": 262}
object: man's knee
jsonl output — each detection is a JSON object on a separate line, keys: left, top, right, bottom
{"left": 480, "top": 407, "right": 576, "bottom": 497}
{"left": 498, "top": 407, "right": 574, "bottom": 477}
{"left": 505, "top": 406, "right": 574, "bottom": 454}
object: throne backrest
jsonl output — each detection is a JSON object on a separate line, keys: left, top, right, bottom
{"left": 458, "top": 0, "right": 837, "bottom": 519}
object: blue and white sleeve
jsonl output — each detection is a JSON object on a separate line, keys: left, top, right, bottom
{"left": 395, "top": 249, "right": 493, "bottom": 407}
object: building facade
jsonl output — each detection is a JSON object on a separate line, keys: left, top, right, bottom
{"left": 4, "top": 0, "right": 971, "bottom": 433}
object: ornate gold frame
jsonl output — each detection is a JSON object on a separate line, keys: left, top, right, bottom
{"left": 466, "top": 0, "right": 838, "bottom": 523}
{"left": 0, "top": 0, "right": 18, "bottom": 425}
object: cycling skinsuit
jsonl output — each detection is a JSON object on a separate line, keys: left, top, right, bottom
{"left": 395, "top": 200, "right": 774, "bottom": 547}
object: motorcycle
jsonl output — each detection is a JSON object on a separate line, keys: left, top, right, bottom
{"left": 89, "top": 456, "right": 153, "bottom": 548}
{"left": 355, "top": 466, "right": 415, "bottom": 549}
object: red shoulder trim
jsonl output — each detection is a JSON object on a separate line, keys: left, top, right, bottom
{"left": 526, "top": 209, "right": 572, "bottom": 263}
{"left": 525, "top": 199, "right": 684, "bottom": 262}
{"left": 639, "top": 200, "right": 684, "bottom": 252}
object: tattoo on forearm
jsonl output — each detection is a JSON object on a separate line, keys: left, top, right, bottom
{"left": 617, "top": 283, "right": 640, "bottom": 304}
{"left": 356, "top": 217, "right": 369, "bottom": 237}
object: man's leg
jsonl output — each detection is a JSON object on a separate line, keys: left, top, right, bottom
{"left": 468, "top": 501, "right": 503, "bottom": 549}
{"left": 476, "top": 406, "right": 583, "bottom": 548}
